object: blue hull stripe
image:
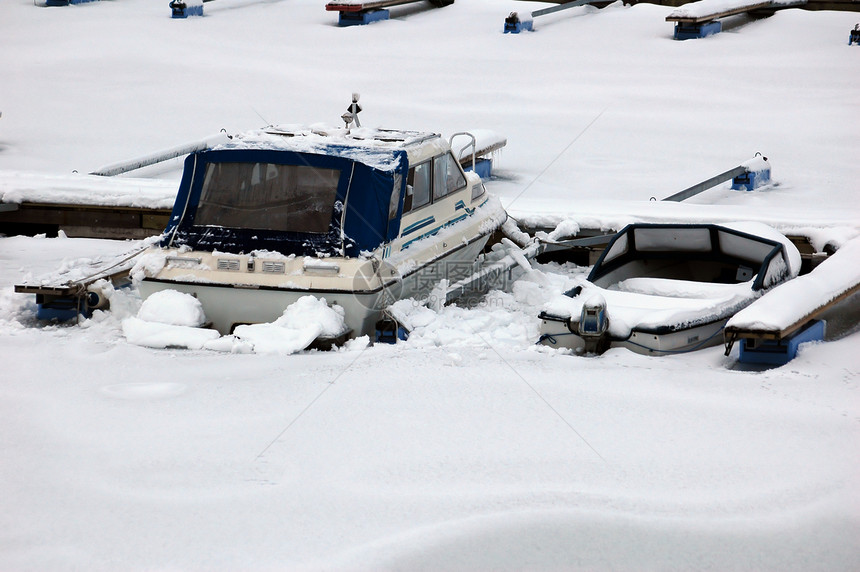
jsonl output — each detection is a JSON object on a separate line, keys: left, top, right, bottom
{"left": 401, "top": 216, "right": 436, "bottom": 236}
{"left": 402, "top": 214, "right": 469, "bottom": 250}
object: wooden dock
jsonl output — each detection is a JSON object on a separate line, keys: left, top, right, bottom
{"left": 724, "top": 235, "right": 860, "bottom": 353}
{"left": 517, "top": 0, "right": 858, "bottom": 11}
{"left": 0, "top": 202, "right": 170, "bottom": 240}
{"left": 325, "top": 0, "right": 428, "bottom": 12}
{"left": 665, "top": 1, "right": 776, "bottom": 23}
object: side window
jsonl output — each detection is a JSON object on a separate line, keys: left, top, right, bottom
{"left": 404, "top": 153, "right": 468, "bottom": 214}
{"left": 445, "top": 152, "right": 467, "bottom": 195}
{"left": 433, "top": 154, "right": 448, "bottom": 201}
{"left": 406, "top": 161, "right": 431, "bottom": 211}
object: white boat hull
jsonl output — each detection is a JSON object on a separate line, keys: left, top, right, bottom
{"left": 539, "top": 315, "right": 729, "bottom": 356}
{"left": 139, "top": 231, "right": 493, "bottom": 336}
{"left": 135, "top": 124, "right": 509, "bottom": 339}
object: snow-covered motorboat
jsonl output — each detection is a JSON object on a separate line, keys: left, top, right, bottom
{"left": 537, "top": 222, "right": 801, "bottom": 355}
{"left": 136, "top": 123, "right": 507, "bottom": 337}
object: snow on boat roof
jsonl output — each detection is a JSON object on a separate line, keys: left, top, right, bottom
{"left": 211, "top": 125, "right": 442, "bottom": 171}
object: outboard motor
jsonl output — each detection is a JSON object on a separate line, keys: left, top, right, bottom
{"left": 578, "top": 294, "right": 609, "bottom": 354}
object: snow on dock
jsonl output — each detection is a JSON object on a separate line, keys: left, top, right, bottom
{"left": 725, "top": 234, "right": 860, "bottom": 338}
{"left": 513, "top": 200, "right": 860, "bottom": 249}
{"left": 667, "top": 0, "right": 807, "bottom": 22}
{"left": 0, "top": 171, "right": 176, "bottom": 239}
{"left": 0, "top": 170, "right": 176, "bottom": 210}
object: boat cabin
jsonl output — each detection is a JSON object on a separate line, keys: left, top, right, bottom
{"left": 161, "top": 126, "right": 483, "bottom": 258}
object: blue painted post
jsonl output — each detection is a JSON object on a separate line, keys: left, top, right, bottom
{"left": 674, "top": 20, "right": 721, "bottom": 40}
{"left": 504, "top": 12, "right": 533, "bottom": 34}
{"left": 170, "top": 0, "right": 205, "bottom": 18}
{"left": 463, "top": 158, "right": 493, "bottom": 180}
{"left": 731, "top": 168, "right": 771, "bottom": 191}
{"left": 739, "top": 320, "right": 826, "bottom": 365}
{"left": 731, "top": 155, "right": 771, "bottom": 191}
{"left": 850, "top": 24, "right": 860, "bottom": 45}
{"left": 338, "top": 9, "right": 390, "bottom": 26}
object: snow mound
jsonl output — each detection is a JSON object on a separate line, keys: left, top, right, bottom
{"left": 123, "top": 289, "right": 215, "bottom": 349}
{"left": 123, "top": 293, "right": 348, "bottom": 354}
{"left": 122, "top": 317, "right": 220, "bottom": 350}
{"left": 137, "top": 289, "right": 207, "bottom": 327}
{"left": 230, "top": 296, "right": 348, "bottom": 354}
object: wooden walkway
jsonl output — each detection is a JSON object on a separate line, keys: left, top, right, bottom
{"left": 0, "top": 202, "right": 170, "bottom": 240}
{"left": 325, "top": 0, "right": 425, "bottom": 12}
{"left": 724, "top": 236, "right": 860, "bottom": 346}
{"left": 517, "top": 0, "right": 858, "bottom": 12}
{"left": 665, "top": 1, "right": 776, "bottom": 23}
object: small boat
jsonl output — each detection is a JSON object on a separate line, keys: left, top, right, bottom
{"left": 136, "top": 122, "right": 507, "bottom": 338}
{"left": 537, "top": 222, "right": 801, "bottom": 355}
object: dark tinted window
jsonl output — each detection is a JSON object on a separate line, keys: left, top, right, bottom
{"left": 194, "top": 162, "right": 340, "bottom": 233}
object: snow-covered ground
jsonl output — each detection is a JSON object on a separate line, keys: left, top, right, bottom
{"left": 1, "top": 0, "right": 859, "bottom": 569}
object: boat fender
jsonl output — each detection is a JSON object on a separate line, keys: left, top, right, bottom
{"left": 86, "top": 283, "right": 111, "bottom": 310}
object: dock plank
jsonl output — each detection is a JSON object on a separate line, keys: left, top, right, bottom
{"left": 725, "top": 235, "right": 860, "bottom": 341}
{"left": 326, "top": 0, "right": 426, "bottom": 12}
{"left": 666, "top": 0, "right": 806, "bottom": 22}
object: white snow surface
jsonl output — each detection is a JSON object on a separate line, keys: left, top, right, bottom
{"left": 2, "top": 1, "right": 860, "bottom": 570}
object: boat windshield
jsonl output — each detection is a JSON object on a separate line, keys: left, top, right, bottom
{"left": 194, "top": 161, "right": 341, "bottom": 233}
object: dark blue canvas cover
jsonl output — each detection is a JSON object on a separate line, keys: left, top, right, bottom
{"left": 162, "top": 147, "right": 407, "bottom": 257}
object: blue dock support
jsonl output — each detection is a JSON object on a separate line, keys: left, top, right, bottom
{"left": 673, "top": 20, "right": 721, "bottom": 40}
{"left": 375, "top": 318, "right": 408, "bottom": 344}
{"left": 504, "top": 12, "right": 533, "bottom": 33}
{"left": 504, "top": 0, "right": 597, "bottom": 34}
{"left": 731, "top": 166, "right": 771, "bottom": 190}
{"left": 464, "top": 158, "right": 493, "bottom": 180}
{"left": 739, "top": 320, "right": 826, "bottom": 365}
{"left": 170, "top": 1, "right": 204, "bottom": 18}
{"left": 35, "top": 296, "right": 86, "bottom": 323}
{"left": 339, "top": 9, "right": 390, "bottom": 26}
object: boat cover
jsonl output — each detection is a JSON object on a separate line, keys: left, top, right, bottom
{"left": 162, "top": 146, "right": 408, "bottom": 257}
